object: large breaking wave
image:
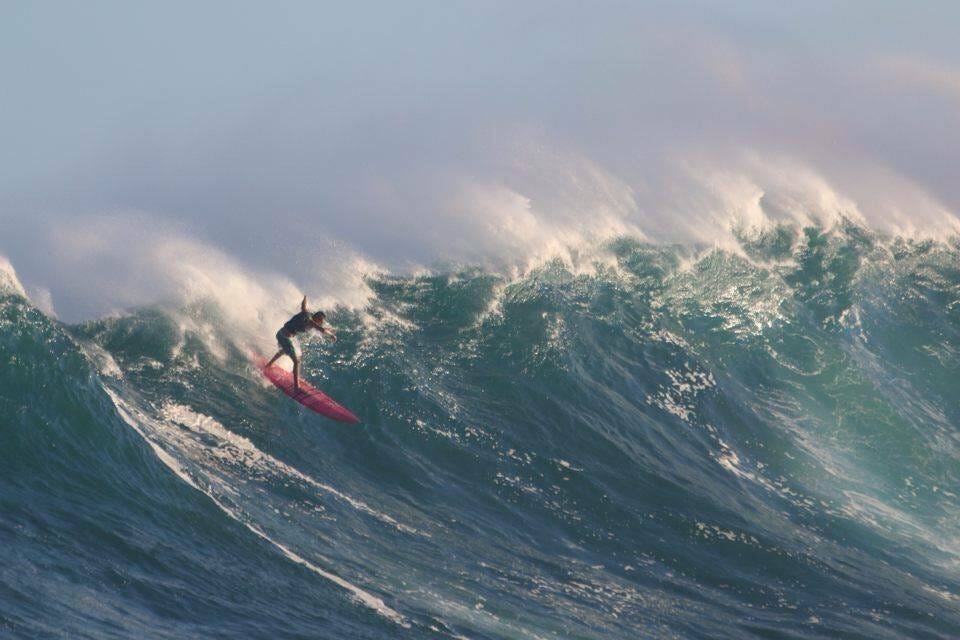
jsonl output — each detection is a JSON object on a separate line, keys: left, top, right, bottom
{"left": 2, "top": 220, "right": 959, "bottom": 639}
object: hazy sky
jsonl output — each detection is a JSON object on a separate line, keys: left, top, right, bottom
{"left": 4, "top": 1, "right": 960, "bottom": 319}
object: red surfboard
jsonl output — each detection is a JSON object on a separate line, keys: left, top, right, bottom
{"left": 257, "top": 358, "right": 359, "bottom": 424}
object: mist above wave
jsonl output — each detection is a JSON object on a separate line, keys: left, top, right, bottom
{"left": 4, "top": 137, "right": 959, "bottom": 326}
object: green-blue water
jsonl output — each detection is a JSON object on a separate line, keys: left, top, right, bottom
{"left": 2, "top": 224, "right": 959, "bottom": 638}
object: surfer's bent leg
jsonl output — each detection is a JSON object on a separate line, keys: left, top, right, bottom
{"left": 266, "top": 349, "right": 284, "bottom": 367}
{"left": 274, "top": 330, "right": 301, "bottom": 391}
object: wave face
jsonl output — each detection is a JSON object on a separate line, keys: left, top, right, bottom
{"left": 3, "top": 224, "right": 960, "bottom": 639}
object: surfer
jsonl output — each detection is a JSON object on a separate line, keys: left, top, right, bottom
{"left": 266, "top": 296, "right": 337, "bottom": 392}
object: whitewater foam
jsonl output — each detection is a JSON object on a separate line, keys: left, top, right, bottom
{"left": 0, "top": 254, "right": 27, "bottom": 298}
{"left": 158, "top": 402, "right": 424, "bottom": 536}
{"left": 103, "top": 388, "right": 409, "bottom": 626}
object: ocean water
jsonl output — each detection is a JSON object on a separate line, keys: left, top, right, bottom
{"left": 2, "top": 224, "right": 959, "bottom": 639}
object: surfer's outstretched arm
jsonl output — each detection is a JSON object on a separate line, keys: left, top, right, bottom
{"left": 310, "top": 319, "right": 337, "bottom": 342}
{"left": 301, "top": 296, "right": 308, "bottom": 312}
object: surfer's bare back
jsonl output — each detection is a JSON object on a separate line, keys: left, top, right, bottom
{"left": 266, "top": 296, "right": 337, "bottom": 391}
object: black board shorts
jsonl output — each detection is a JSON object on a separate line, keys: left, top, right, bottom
{"left": 276, "top": 330, "right": 299, "bottom": 359}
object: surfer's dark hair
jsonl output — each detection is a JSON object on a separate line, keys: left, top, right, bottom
{"left": 312, "top": 310, "right": 326, "bottom": 321}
